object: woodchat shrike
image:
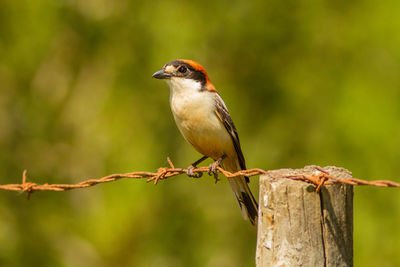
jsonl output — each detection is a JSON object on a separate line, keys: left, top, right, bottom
{"left": 153, "top": 59, "right": 258, "bottom": 226}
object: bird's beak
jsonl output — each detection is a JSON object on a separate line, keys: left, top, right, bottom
{"left": 152, "top": 69, "right": 171, "bottom": 79}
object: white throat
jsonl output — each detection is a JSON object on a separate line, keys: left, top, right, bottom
{"left": 166, "top": 77, "right": 203, "bottom": 96}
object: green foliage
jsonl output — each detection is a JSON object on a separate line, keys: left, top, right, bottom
{"left": 0, "top": 0, "right": 399, "bottom": 266}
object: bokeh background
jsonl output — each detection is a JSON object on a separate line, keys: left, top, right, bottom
{"left": 1, "top": 0, "right": 400, "bottom": 266}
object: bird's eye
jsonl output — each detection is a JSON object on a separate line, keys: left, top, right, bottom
{"left": 178, "top": 66, "right": 187, "bottom": 73}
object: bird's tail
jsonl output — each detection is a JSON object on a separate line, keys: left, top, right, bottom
{"left": 221, "top": 160, "right": 258, "bottom": 227}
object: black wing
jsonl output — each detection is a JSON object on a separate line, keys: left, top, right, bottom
{"left": 214, "top": 94, "right": 247, "bottom": 172}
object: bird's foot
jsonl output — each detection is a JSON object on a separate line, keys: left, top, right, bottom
{"left": 186, "top": 165, "right": 203, "bottom": 178}
{"left": 207, "top": 162, "right": 220, "bottom": 183}
{"left": 208, "top": 154, "right": 227, "bottom": 183}
{"left": 186, "top": 156, "right": 208, "bottom": 178}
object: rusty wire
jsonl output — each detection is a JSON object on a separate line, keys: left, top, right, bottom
{"left": 0, "top": 158, "right": 399, "bottom": 199}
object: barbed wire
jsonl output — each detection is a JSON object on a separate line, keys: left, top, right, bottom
{"left": 0, "top": 158, "right": 399, "bottom": 199}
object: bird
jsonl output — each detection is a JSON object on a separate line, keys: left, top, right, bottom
{"left": 152, "top": 59, "right": 258, "bottom": 227}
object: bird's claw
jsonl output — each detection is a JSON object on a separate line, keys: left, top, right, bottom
{"left": 186, "top": 165, "right": 203, "bottom": 178}
{"left": 208, "top": 163, "right": 220, "bottom": 183}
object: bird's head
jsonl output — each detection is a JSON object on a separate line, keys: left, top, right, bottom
{"left": 152, "top": 59, "right": 216, "bottom": 92}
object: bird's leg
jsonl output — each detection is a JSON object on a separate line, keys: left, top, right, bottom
{"left": 187, "top": 156, "right": 208, "bottom": 178}
{"left": 208, "top": 154, "right": 227, "bottom": 183}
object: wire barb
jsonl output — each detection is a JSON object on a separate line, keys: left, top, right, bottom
{"left": 0, "top": 159, "right": 399, "bottom": 198}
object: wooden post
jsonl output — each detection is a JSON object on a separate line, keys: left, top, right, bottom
{"left": 256, "top": 166, "right": 353, "bottom": 267}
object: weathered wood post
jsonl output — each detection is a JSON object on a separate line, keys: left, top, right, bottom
{"left": 256, "top": 166, "right": 353, "bottom": 267}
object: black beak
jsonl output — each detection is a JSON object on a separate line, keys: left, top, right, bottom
{"left": 152, "top": 69, "right": 171, "bottom": 79}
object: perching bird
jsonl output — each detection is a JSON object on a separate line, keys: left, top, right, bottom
{"left": 152, "top": 59, "right": 258, "bottom": 226}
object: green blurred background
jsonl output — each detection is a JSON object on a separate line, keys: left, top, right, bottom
{"left": 0, "top": 0, "right": 399, "bottom": 266}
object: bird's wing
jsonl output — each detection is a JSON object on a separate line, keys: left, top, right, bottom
{"left": 214, "top": 93, "right": 247, "bottom": 172}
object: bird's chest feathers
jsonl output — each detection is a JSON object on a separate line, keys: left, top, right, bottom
{"left": 167, "top": 78, "right": 233, "bottom": 159}
{"left": 168, "top": 79, "right": 216, "bottom": 127}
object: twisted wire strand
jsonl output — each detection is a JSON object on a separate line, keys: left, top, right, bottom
{"left": 0, "top": 158, "right": 399, "bottom": 199}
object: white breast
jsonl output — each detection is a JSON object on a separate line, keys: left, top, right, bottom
{"left": 166, "top": 77, "right": 235, "bottom": 160}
